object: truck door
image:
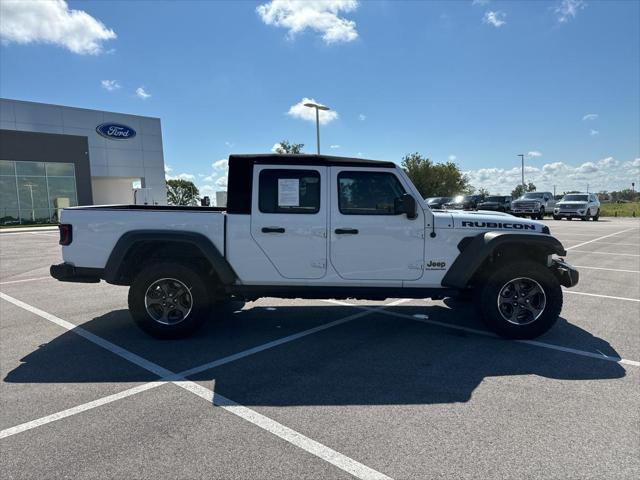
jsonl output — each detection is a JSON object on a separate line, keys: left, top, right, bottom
{"left": 329, "top": 168, "right": 425, "bottom": 281}
{"left": 250, "top": 165, "right": 327, "bottom": 279}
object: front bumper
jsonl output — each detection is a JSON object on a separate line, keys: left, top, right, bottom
{"left": 50, "top": 262, "right": 102, "bottom": 283}
{"left": 551, "top": 258, "right": 579, "bottom": 288}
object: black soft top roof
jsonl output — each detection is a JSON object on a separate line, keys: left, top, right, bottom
{"left": 226, "top": 154, "right": 398, "bottom": 214}
{"left": 229, "top": 154, "right": 396, "bottom": 169}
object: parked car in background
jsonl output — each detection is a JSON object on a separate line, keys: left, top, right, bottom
{"left": 553, "top": 193, "right": 600, "bottom": 221}
{"left": 477, "top": 195, "right": 512, "bottom": 213}
{"left": 511, "top": 192, "right": 555, "bottom": 220}
{"left": 444, "top": 194, "right": 485, "bottom": 210}
{"left": 424, "top": 196, "right": 452, "bottom": 210}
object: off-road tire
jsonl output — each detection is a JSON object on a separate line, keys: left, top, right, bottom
{"left": 476, "top": 261, "right": 562, "bottom": 339}
{"left": 128, "top": 262, "right": 211, "bottom": 339}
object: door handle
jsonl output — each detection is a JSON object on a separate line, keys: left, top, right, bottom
{"left": 262, "top": 227, "right": 285, "bottom": 233}
{"left": 334, "top": 228, "right": 359, "bottom": 235}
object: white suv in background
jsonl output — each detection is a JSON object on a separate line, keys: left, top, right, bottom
{"left": 553, "top": 193, "right": 601, "bottom": 221}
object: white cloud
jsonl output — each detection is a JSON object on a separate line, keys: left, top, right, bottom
{"left": 330, "top": 144, "right": 340, "bottom": 149}
{"left": 199, "top": 184, "right": 216, "bottom": 197}
{"left": 582, "top": 113, "right": 598, "bottom": 121}
{"left": 287, "top": 97, "right": 338, "bottom": 125}
{"left": 256, "top": 0, "right": 359, "bottom": 44}
{"left": 527, "top": 151, "right": 543, "bottom": 158}
{"left": 164, "top": 165, "right": 173, "bottom": 174}
{"left": 271, "top": 143, "right": 283, "bottom": 153}
{"left": 598, "top": 157, "right": 618, "bottom": 168}
{"left": 177, "top": 173, "right": 195, "bottom": 181}
{"left": 589, "top": 129, "right": 599, "bottom": 136}
{"left": 215, "top": 176, "right": 228, "bottom": 188}
{"left": 213, "top": 159, "right": 229, "bottom": 171}
{"left": 0, "top": 0, "right": 116, "bottom": 55}
{"left": 135, "top": 87, "right": 151, "bottom": 99}
{"left": 483, "top": 10, "right": 506, "bottom": 27}
{"left": 465, "top": 156, "right": 638, "bottom": 194}
{"left": 136, "top": 87, "right": 151, "bottom": 100}
{"left": 472, "top": 0, "right": 490, "bottom": 6}
{"left": 448, "top": 155, "right": 457, "bottom": 161}
{"left": 101, "top": 79, "right": 120, "bottom": 91}
{"left": 576, "top": 161, "right": 598, "bottom": 174}
{"left": 555, "top": 0, "right": 586, "bottom": 24}
{"left": 358, "top": 113, "right": 366, "bottom": 121}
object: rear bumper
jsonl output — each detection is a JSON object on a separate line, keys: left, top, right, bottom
{"left": 50, "top": 263, "right": 102, "bottom": 283}
{"left": 551, "top": 258, "right": 579, "bottom": 288}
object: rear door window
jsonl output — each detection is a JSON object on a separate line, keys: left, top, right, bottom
{"left": 258, "top": 169, "right": 321, "bottom": 214}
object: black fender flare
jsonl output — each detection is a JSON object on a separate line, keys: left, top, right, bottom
{"left": 441, "top": 232, "right": 566, "bottom": 289}
{"left": 103, "top": 230, "right": 237, "bottom": 285}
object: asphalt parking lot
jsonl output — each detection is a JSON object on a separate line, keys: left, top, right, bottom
{"left": 1, "top": 218, "right": 639, "bottom": 479}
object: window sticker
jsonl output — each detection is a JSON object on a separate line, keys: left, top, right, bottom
{"left": 278, "top": 178, "right": 300, "bottom": 207}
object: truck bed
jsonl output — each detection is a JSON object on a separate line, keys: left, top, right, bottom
{"left": 60, "top": 205, "right": 226, "bottom": 269}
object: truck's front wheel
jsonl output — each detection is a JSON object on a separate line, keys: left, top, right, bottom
{"left": 128, "top": 262, "right": 210, "bottom": 339}
{"left": 477, "top": 261, "right": 562, "bottom": 339}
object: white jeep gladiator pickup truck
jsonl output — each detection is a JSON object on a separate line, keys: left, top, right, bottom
{"left": 51, "top": 154, "right": 578, "bottom": 339}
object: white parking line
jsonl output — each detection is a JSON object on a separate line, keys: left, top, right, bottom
{"left": 324, "top": 300, "right": 640, "bottom": 367}
{"left": 576, "top": 241, "right": 640, "bottom": 247}
{"left": 565, "top": 227, "right": 639, "bottom": 251}
{"left": 0, "top": 300, "right": 405, "bottom": 440}
{"left": 0, "top": 381, "right": 166, "bottom": 439}
{"left": 564, "top": 290, "right": 640, "bottom": 303}
{"left": 573, "top": 265, "right": 640, "bottom": 274}
{"left": 0, "top": 276, "right": 52, "bottom": 285}
{"left": 0, "top": 292, "right": 395, "bottom": 480}
{"left": 177, "top": 381, "right": 392, "bottom": 480}
{"left": 569, "top": 250, "right": 640, "bottom": 257}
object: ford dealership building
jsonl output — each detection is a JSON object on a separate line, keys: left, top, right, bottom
{"left": 0, "top": 98, "right": 167, "bottom": 225}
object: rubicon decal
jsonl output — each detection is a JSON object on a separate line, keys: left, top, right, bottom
{"left": 461, "top": 221, "right": 536, "bottom": 230}
{"left": 96, "top": 123, "right": 136, "bottom": 140}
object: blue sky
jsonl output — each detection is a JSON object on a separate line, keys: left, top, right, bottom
{"left": 1, "top": 0, "right": 639, "bottom": 195}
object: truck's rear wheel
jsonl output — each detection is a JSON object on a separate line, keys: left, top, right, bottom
{"left": 128, "top": 262, "right": 210, "bottom": 338}
{"left": 477, "top": 261, "right": 562, "bottom": 339}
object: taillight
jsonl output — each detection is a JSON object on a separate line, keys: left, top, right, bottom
{"left": 59, "top": 224, "right": 72, "bottom": 245}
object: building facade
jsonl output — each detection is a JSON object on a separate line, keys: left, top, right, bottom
{"left": 0, "top": 98, "right": 166, "bottom": 225}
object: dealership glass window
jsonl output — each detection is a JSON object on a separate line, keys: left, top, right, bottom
{"left": 0, "top": 160, "right": 77, "bottom": 225}
{"left": 16, "top": 161, "right": 46, "bottom": 176}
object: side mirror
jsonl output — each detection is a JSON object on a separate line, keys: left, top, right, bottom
{"left": 395, "top": 193, "right": 418, "bottom": 219}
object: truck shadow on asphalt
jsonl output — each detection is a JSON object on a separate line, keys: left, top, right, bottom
{"left": 5, "top": 303, "right": 627, "bottom": 405}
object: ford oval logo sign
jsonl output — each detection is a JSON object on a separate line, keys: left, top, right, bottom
{"left": 96, "top": 123, "right": 136, "bottom": 140}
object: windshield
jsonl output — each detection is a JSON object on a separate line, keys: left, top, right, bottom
{"left": 485, "top": 196, "right": 505, "bottom": 202}
{"left": 562, "top": 194, "right": 588, "bottom": 201}
{"left": 522, "top": 192, "right": 544, "bottom": 199}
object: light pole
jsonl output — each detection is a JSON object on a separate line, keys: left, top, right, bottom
{"left": 518, "top": 154, "right": 525, "bottom": 187}
{"left": 304, "top": 101, "right": 330, "bottom": 154}
{"left": 23, "top": 182, "right": 36, "bottom": 222}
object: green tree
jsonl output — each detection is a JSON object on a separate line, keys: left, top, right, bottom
{"left": 511, "top": 182, "right": 537, "bottom": 199}
{"left": 477, "top": 187, "right": 490, "bottom": 197}
{"left": 275, "top": 140, "right": 304, "bottom": 154}
{"left": 401, "top": 153, "right": 471, "bottom": 198}
{"left": 166, "top": 179, "right": 200, "bottom": 206}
